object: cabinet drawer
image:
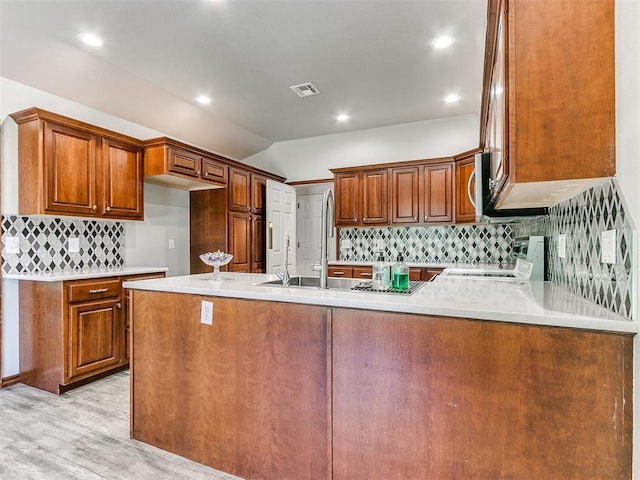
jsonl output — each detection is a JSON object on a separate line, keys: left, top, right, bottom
{"left": 353, "top": 267, "right": 373, "bottom": 279}
{"left": 409, "top": 268, "right": 422, "bottom": 281}
{"left": 67, "top": 278, "right": 122, "bottom": 303}
{"left": 328, "top": 266, "right": 353, "bottom": 278}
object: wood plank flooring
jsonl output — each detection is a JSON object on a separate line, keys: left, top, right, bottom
{"left": 0, "top": 371, "right": 243, "bottom": 479}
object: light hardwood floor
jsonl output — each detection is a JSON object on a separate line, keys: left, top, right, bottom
{"left": 0, "top": 371, "right": 243, "bottom": 479}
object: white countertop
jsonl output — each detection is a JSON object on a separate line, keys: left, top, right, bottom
{"left": 3, "top": 266, "right": 168, "bottom": 282}
{"left": 123, "top": 272, "right": 636, "bottom": 334}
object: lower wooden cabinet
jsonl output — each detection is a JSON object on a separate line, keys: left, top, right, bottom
{"left": 19, "top": 272, "right": 164, "bottom": 394}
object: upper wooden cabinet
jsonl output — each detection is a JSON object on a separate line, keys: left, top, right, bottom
{"left": 390, "top": 166, "right": 419, "bottom": 224}
{"left": 334, "top": 172, "right": 360, "bottom": 226}
{"left": 143, "top": 137, "right": 228, "bottom": 191}
{"left": 334, "top": 159, "right": 453, "bottom": 227}
{"left": 454, "top": 150, "right": 479, "bottom": 224}
{"left": 421, "top": 162, "right": 453, "bottom": 223}
{"left": 10, "top": 108, "right": 144, "bottom": 221}
{"left": 480, "top": 0, "right": 615, "bottom": 209}
{"left": 334, "top": 169, "right": 388, "bottom": 227}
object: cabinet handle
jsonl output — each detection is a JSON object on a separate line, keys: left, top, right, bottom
{"left": 359, "top": 272, "right": 372, "bottom": 277}
{"left": 106, "top": 206, "right": 111, "bottom": 212}
{"left": 333, "top": 271, "right": 345, "bottom": 276}
{"left": 92, "top": 205, "right": 97, "bottom": 211}
{"left": 89, "top": 288, "right": 108, "bottom": 294}
{"left": 268, "top": 222, "right": 273, "bottom": 250}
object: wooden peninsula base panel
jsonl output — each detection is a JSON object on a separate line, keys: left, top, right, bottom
{"left": 130, "top": 291, "right": 632, "bottom": 480}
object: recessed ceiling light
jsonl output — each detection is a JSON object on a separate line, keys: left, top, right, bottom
{"left": 431, "top": 36, "right": 454, "bottom": 49}
{"left": 444, "top": 94, "right": 461, "bottom": 104}
{"left": 195, "top": 95, "right": 212, "bottom": 105}
{"left": 77, "top": 32, "right": 105, "bottom": 47}
{"left": 336, "top": 114, "right": 350, "bottom": 122}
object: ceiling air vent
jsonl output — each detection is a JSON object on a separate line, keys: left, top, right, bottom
{"left": 289, "top": 82, "right": 320, "bottom": 98}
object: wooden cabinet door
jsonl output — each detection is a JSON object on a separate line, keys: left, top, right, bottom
{"left": 251, "top": 174, "right": 266, "bottom": 214}
{"left": 456, "top": 156, "right": 476, "bottom": 223}
{"left": 44, "top": 122, "right": 99, "bottom": 216}
{"left": 391, "top": 166, "right": 419, "bottom": 224}
{"left": 201, "top": 155, "right": 228, "bottom": 185}
{"left": 229, "top": 168, "right": 251, "bottom": 211}
{"left": 228, "top": 211, "right": 251, "bottom": 272}
{"left": 334, "top": 172, "right": 360, "bottom": 226}
{"left": 251, "top": 215, "right": 265, "bottom": 273}
{"left": 68, "top": 298, "right": 123, "bottom": 381}
{"left": 422, "top": 163, "right": 453, "bottom": 223}
{"left": 361, "top": 169, "right": 388, "bottom": 225}
{"left": 167, "top": 146, "right": 200, "bottom": 178}
{"left": 101, "top": 139, "right": 143, "bottom": 220}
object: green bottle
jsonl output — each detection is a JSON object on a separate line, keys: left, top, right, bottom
{"left": 391, "top": 254, "right": 409, "bottom": 291}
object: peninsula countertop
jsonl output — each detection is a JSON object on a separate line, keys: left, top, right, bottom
{"left": 123, "top": 272, "right": 636, "bottom": 334}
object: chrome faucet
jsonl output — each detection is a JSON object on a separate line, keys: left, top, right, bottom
{"left": 311, "top": 188, "right": 334, "bottom": 289}
{"left": 276, "top": 234, "right": 291, "bottom": 287}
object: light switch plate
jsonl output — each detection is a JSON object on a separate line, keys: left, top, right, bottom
{"left": 68, "top": 237, "right": 80, "bottom": 253}
{"left": 5, "top": 236, "right": 20, "bottom": 254}
{"left": 557, "top": 234, "right": 566, "bottom": 259}
{"left": 168, "top": 239, "right": 175, "bottom": 249}
{"left": 601, "top": 229, "right": 616, "bottom": 264}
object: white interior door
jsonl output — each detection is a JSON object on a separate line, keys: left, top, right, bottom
{"left": 295, "top": 184, "right": 336, "bottom": 276}
{"left": 266, "top": 180, "right": 296, "bottom": 274}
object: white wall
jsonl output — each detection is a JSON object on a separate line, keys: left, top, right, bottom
{"left": 124, "top": 183, "right": 190, "bottom": 277}
{"left": 243, "top": 114, "right": 479, "bottom": 182}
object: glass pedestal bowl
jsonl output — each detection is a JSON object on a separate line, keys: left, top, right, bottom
{"left": 199, "top": 251, "right": 234, "bottom": 280}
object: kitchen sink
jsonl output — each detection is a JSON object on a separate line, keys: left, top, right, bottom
{"left": 257, "top": 276, "right": 361, "bottom": 290}
{"left": 256, "top": 276, "right": 425, "bottom": 294}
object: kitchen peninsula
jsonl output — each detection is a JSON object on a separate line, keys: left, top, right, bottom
{"left": 125, "top": 272, "right": 633, "bottom": 480}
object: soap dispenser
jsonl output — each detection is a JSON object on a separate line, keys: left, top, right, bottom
{"left": 391, "top": 254, "right": 409, "bottom": 291}
{"left": 372, "top": 252, "right": 390, "bottom": 290}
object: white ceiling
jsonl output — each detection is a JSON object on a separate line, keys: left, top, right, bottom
{"left": 0, "top": 0, "right": 487, "bottom": 160}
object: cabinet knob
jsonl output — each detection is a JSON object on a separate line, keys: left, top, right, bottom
{"left": 106, "top": 206, "right": 111, "bottom": 212}
{"left": 116, "top": 303, "right": 122, "bottom": 309}
{"left": 204, "top": 172, "right": 208, "bottom": 176}
{"left": 354, "top": 218, "right": 358, "bottom": 223}
{"left": 197, "top": 171, "right": 201, "bottom": 175}
{"left": 414, "top": 216, "right": 418, "bottom": 221}
{"left": 92, "top": 205, "right": 97, "bottom": 211}
{"left": 363, "top": 217, "right": 367, "bottom": 221}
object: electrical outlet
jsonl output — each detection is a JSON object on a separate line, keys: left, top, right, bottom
{"left": 200, "top": 300, "right": 213, "bottom": 325}
{"left": 4, "top": 236, "right": 20, "bottom": 254}
{"left": 557, "top": 234, "right": 566, "bottom": 259}
{"left": 68, "top": 237, "right": 80, "bottom": 253}
{"left": 601, "top": 229, "right": 616, "bottom": 264}
{"left": 340, "top": 239, "right": 352, "bottom": 249}
{"left": 168, "top": 239, "right": 175, "bottom": 249}
{"left": 374, "top": 239, "right": 385, "bottom": 251}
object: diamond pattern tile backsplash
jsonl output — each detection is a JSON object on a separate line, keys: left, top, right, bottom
{"left": 339, "top": 224, "right": 515, "bottom": 264}
{"left": 514, "top": 178, "right": 635, "bottom": 320}
{"left": 1, "top": 215, "right": 124, "bottom": 273}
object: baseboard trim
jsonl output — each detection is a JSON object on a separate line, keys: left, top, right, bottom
{"left": 1, "top": 374, "right": 21, "bottom": 388}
